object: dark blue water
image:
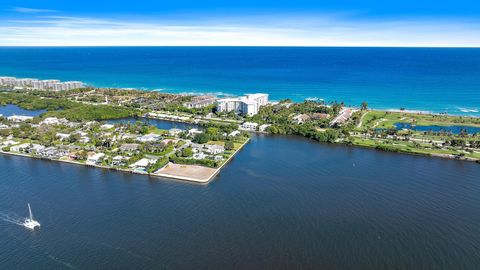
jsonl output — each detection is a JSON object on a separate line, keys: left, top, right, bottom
{"left": 395, "top": 122, "right": 480, "bottom": 134}
{"left": 1, "top": 134, "right": 480, "bottom": 269}
{"left": 0, "top": 47, "right": 479, "bottom": 116}
{"left": 0, "top": 104, "right": 45, "bottom": 117}
{"left": 107, "top": 117, "right": 199, "bottom": 130}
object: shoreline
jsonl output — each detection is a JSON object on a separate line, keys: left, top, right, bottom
{"left": 0, "top": 137, "right": 250, "bottom": 183}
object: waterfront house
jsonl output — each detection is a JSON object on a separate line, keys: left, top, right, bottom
{"left": 10, "top": 143, "right": 45, "bottom": 154}
{"left": 40, "top": 117, "right": 69, "bottom": 125}
{"left": 7, "top": 115, "right": 33, "bottom": 122}
{"left": 259, "top": 124, "right": 271, "bottom": 132}
{"left": 111, "top": 155, "right": 127, "bottom": 166}
{"left": 1, "top": 140, "right": 19, "bottom": 146}
{"left": 10, "top": 143, "right": 30, "bottom": 152}
{"left": 37, "top": 147, "right": 70, "bottom": 159}
{"left": 188, "top": 128, "right": 203, "bottom": 137}
{"left": 129, "top": 158, "right": 156, "bottom": 169}
{"left": 86, "top": 153, "right": 105, "bottom": 165}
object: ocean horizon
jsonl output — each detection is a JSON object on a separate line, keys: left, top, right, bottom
{"left": 0, "top": 46, "right": 479, "bottom": 116}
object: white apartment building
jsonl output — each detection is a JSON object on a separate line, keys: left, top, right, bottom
{"left": 216, "top": 93, "right": 269, "bottom": 116}
{"left": 0, "top": 76, "right": 84, "bottom": 91}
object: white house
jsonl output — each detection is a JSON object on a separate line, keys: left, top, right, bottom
{"left": 136, "top": 134, "right": 162, "bottom": 143}
{"left": 100, "top": 124, "right": 115, "bottom": 130}
{"left": 10, "top": 143, "right": 30, "bottom": 152}
{"left": 129, "top": 158, "right": 156, "bottom": 168}
{"left": 240, "top": 122, "right": 258, "bottom": 131}
{"left": 40, "top": 117, "right": 69, "bottom": 125}
{"left": 188, "top": 128, "right": 203, "bottom": 137}
{"left": 7, "top": 115, "right": 33, "bottom": 122}
{"left": 204, "top": 144, "right": 225, "bottom": 155}
{"left": 86, "top": 153, "right": 105, "bottom": 165}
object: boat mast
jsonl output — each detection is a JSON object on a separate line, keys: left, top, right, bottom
{"left": 28, "top": 203, "right": 33, "bottom": 220}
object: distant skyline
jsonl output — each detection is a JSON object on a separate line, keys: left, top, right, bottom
{"left": 1, "top": 0, "right": 480, "bottom": 47}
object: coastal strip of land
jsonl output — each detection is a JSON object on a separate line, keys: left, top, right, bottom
{"left": 0, "top": 84, "right": 479, "bottom": 179}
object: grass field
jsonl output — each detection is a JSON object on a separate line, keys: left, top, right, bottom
{"left": 359, "top": 110, "right": 480, "bottom": 130}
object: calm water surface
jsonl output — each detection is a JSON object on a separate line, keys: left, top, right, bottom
{"left": 107, "top": 117, "right": 199, "bottom": 130}
{"left": 395, "top": 122, "right": 480, "bottom": 134}
{"left": 0, "top": 104, "right": 45, "bottom": 117}
{"left": 1, "top": 134, "right": 480, "bottom": 269}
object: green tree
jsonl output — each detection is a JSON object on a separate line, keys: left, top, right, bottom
{"left": 225, "top": 141, "right": 234, "bottom": 151}
{"left": 182, "top": 147, "right": 193, "bottom": 157}
{"left": 361, "top": 101, "right": 368, "bottom": 111}
{"left": 193, "top": 133, "right": 210, "bottom": 144}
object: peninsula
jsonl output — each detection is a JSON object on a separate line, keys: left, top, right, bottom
{"left": 0, "top": 76, "right": 479, "bottom": 184}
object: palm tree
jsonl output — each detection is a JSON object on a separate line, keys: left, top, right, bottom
{"left": 361, "top": 101, "right": 368, "bottom": 111}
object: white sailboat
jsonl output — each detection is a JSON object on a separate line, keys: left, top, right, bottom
{"left": 23, "top": 203, "right": 40, "bottom": 230}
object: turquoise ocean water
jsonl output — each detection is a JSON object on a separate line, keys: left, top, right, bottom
{"left": 0, "top": 47, "right": 479, "bottom": 116}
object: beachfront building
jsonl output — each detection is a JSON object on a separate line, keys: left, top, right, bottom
{"left": 0, "top": 76, "right": 84, "bottom": 91}
{"left": 216, "top": 93, "right": 269, "bottom": 116}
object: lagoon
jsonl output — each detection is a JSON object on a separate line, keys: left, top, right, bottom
{"left": 1, "top": 133, "right": 480, "bottom": 269}
{"left": 0, "top": 104, "right": 45, "bottom": 117}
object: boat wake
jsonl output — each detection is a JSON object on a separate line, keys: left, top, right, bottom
{"left": 0, "top": 211, "right": 24, "bottom": 226}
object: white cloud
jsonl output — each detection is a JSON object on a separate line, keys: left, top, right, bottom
{"left": 0, "top": 14, "right": 480, "bottom": 46}
{"left": 11, "top": 7, "right": 56, "bottom": 13}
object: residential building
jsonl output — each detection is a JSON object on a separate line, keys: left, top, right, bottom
{"left": 136, "top": 134, "right": 162, "bottom": 143}
{"left": 240, "top": 122, "right": 258, "bottom": 131}
{"left": 330, "top": 109, "right": 354, "bottom": 127}
{"left": 0, "top": 76, "right": 84, "bottom": 91}
{"left": 120, "top": 143, "right": 140, "bottom": 152}
{"left": 216, "top": 93, "right": 269, "bottom": 116}
{"left": 86, "top": 153, "right": 105, "bottom": 165}
{"left": 7, "top": 115, "right": 33, "bottom": 122}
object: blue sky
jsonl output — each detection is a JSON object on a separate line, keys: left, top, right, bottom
{"left": 1, "top": 0, "right": 480, "bottom": 46}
